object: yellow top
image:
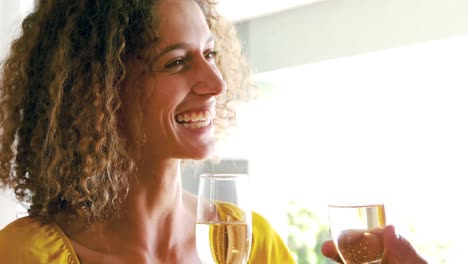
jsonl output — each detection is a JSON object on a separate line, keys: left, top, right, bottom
{"left": 0, "top": 217, "right": 80, "bottom": 263}
{"left": 0, "top": 213, "right": 295, "bottom": 263}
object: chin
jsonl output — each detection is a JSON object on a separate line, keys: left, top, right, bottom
{"left": 189, "top": 151, "right": 215, "bottom": 161}
{"left": 183, "top": 146, "right": 216, "bottom": 160}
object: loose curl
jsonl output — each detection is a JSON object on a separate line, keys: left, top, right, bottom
{"left": 0, "top": 0, "right": 252, "bottom": 222}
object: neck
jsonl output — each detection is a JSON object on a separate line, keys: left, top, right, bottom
{"left": 126, "top": 158, "right": 183, "bottom": 217}
{"left": 111, "top": 158, "right": 190, "bottom": 243}
{"left": 63, "top": 158, "right": 199, "bottom": 261}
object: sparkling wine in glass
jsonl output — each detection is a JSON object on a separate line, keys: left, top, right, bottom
{"left": 196, "top": 173, "right": 252, "bottom": 264}
{"left": 328, "top": 202, "right": 386, "bottom": 264}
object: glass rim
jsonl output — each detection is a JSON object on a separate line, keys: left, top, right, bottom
{"left": 199, "top": 173, "right": 249, "bottom": 180}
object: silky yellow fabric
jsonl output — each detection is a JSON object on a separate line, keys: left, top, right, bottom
{"left": 0, "top": 217, "right": 79, "bottom": 263}
{"left": 248, "top": 211, "right": 296, "bottom": 264}
{"left": 0, "top": 213, "right": 295, "bottom": 263}
{"left": 214, "top": 202, "right": 296, "bottom": 264}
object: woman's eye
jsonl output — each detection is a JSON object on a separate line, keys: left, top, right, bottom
{"left": 164, "top": 58, "right": 185, "bottom": 71}
{"left": 205, "top": 51, "right": 218, "bottom": 61}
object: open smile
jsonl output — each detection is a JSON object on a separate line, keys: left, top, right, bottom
{"left": 175, "top": 110, "right": 213, "bottom": 129}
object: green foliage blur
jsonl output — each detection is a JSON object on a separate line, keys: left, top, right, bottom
{"left": 287, "top": 201, "right": 334, "bottom": 264}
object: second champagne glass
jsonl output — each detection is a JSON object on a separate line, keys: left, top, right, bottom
{"left": 328, "top": 202, "right": 386, "bottom": 264}
{"left": 196, "top": 173, "right": 252, "bottom": 264}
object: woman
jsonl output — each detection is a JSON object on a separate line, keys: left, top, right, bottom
{"left": 0, "top": 0, "right": 428, "bottom": 263}
{"left": 0, "top": 0, "right": 294, "bottom": 263}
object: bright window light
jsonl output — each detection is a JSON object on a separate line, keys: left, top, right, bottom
{"left": 219, "top": 34, "right": 468, "bottom": 263}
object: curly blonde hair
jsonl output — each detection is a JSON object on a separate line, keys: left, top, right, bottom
{"left": 0, "top": 0, "right": 252, "bottom": 221}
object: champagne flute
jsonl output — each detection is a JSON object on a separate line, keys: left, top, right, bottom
{"left": 328, "top": 202, "right": 386, "bottom": 264}
{"left": 196, "top": 173, "right": 252, "bottom": 264}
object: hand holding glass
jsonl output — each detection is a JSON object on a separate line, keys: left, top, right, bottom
{"left": 196, "top": 174, "right": 252, "bottom": 264}
{"left": 328, "top": 202, "right": 386, "bottom": 264}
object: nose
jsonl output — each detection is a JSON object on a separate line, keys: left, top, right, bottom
{"left": 191, "top": 57, "right": 226, "bottom": 96}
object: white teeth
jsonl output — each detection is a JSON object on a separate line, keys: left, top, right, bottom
{"left": 175, "top": 111, "right": 214, "bottom": 125}
{"left": 185, "top": 121, "right": 209, "bottom": 129}
{"left": 191, "top": 113, "right": 199, "bottom": 122}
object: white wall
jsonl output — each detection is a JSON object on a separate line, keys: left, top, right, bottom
{"left": 233, "top": 35, "right": 468, "bottom": 262}
{"left": 0, "top": 0, "right": 34, "bottom": 228}
{"left": 238, "top": 0, "right": 468, "bottom": 73}
{"left": 232, "top": 1, "right": 468, "bottom": 260}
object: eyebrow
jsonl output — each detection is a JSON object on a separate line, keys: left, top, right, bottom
{"left": 155, "top": 35, "right": 215, "bottom": 60}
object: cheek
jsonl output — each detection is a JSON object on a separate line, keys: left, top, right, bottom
{"left": 143, "top": 88, "right": 181, "bottom": 117}
{"left": 140, "top": 76, "right": 191, "bottom": 132}
{"left": 140, "top": 89, "right": 181, "bottom": 134}
{"left": 147, "top": 77, "right": 190, "bottom": 109}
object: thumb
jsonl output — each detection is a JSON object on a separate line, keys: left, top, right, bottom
{"left": 383, "top": 225, "right": 427, "bottom": 264}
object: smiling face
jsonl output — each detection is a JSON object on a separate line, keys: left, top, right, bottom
{"left": 121, "top": 0, "right": 226, "bottom": 161}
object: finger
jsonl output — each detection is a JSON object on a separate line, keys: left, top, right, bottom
{"left": 383, "top": 225, "right": 428, "bottom": 264}
{"left": 321, "top": 240, "right": 343, "bottom": 263}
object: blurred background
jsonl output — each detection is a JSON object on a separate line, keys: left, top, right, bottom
{"left": 2, "top": 0, "right": 468, "bottom": 263}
